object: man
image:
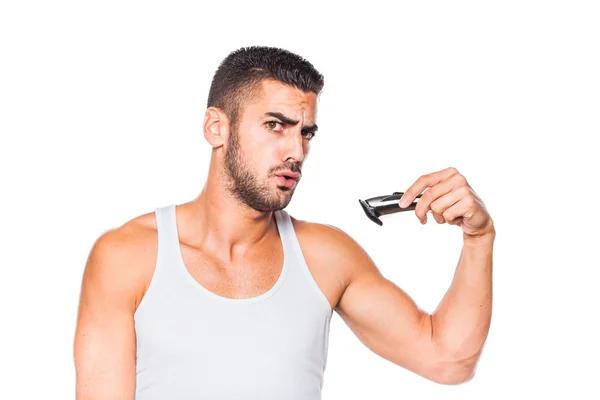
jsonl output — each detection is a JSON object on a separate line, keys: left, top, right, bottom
{"left": 74, "top": 46, "right": 495, "bottom": 399}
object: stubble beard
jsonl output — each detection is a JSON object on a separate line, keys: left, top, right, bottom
{"left": 222, "top": 126, "right": 294, "bottom": 213}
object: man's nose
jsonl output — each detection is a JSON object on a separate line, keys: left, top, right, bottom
{"left": 286, "top": 129, "right": 305, "bottom": 164}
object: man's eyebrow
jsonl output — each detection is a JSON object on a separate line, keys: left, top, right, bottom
{"left": 264, "top": 112, "right": 318, "bottom": 132}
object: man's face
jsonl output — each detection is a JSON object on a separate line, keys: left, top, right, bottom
{"left": 222, "top": 79, "right": 318, "bottom": 212}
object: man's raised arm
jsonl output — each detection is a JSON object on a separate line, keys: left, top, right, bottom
{"left": 333, "top": 167, "right": 495, "bottom": 384}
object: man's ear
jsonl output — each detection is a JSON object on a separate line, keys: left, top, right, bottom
{"left": 203, "top": 106, "right": 229, "bottom": 148}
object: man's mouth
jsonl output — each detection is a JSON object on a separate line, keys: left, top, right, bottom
{"left": 275, "top": 175, "right": 298, "bottom": 188}
{"left": 276, "top": 171, "right": 301, "bottom": 181}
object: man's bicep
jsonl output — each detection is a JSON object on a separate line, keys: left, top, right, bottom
{"left": 74, "top": 231, "right": 138, "bottom": 400}
{"left": 333, "top": 230, "right": 453, "bottom": 382}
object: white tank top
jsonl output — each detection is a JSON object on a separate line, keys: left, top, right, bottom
{"left": 133, "top": 204, "right": 333, "bottom": 399}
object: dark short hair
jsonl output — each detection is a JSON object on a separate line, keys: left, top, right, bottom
{"left": 207, "top": 46, "right": 324, "bottom": 129}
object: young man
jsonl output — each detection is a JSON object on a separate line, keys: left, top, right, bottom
{"left": 74, "top": 46, "right": 495, "bottom": 399}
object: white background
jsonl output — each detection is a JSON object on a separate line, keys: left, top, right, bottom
{"left": 1, "top": 1, "right": 598, "bottom": 398}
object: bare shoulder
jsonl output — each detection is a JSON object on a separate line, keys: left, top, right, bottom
{"left": 74, "top": 209, "right": 159, "bottom": 398}
{"left": 289, "top": 215, "right": 378, "bottom": 310}
{"left": 81, "top": 209, "right": 159, "bottom": 313}
{"left": 290, "top": 215, "right": 364, "bottom": 253}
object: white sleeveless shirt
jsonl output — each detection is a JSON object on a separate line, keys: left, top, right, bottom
{"left": 133, "top": 204, "right": 333, "bottom": 399}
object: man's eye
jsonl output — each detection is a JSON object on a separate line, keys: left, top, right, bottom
{"left": 302, "top": 131, "right": 316, "bottom": 140}
{"left": 266, "top": 121, "right": 283, "bottom": 130}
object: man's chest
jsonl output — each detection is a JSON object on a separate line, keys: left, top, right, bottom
{"left": 176, "top": 235, "right": 344, "bottom": 310}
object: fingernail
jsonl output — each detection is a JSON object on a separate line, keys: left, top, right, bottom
{"left": 399, "top": 198, "right": 408, "bottom": 208}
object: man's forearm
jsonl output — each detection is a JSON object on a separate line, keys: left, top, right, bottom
{"left": 431, "top": 226, "right": 495, "bottom": 362}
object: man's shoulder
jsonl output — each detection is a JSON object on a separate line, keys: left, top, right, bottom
{"left": 289, "top": 215, "right": 361, "bottom": 252}
{"left": 84, "top": 208, "right": 160, "bottom": 311}
{"left": 289, "top": 215, "right": 372, "bottom": 280}
{"left": 92, "top": 209, "right": 158, "bottom": 261}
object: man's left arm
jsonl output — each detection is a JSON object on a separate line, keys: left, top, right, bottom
{"left": 429, "top": 226, "right": 495, "bottom": 378}
{"left": 398, "top": 167, "right": 495, "bottom": 369}
{"left": 331, "top": 167, "right": 495, "bottom": 385}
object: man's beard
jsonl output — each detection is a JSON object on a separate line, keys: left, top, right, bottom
{"left": 222, "top": 126, "right": 296, "bottom": 212}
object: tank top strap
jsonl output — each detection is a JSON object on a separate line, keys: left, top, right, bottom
{"left": 134, "top": 204, "right": 177, "bottom": 318}
{"left": 274, "top": 209, "right": 299, "bottom": 264}
{"left": 153, "top": 204, "right": 179, "bottom": 271}
{"left": 274, "top": 209, "right": 333, "bottom": 313}
{"left": 274, "top": 209, "right": 290, "bottom": 243}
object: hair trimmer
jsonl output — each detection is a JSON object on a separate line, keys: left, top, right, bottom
{"left": 359, "top": 192, "right": 422, "bottom": 226}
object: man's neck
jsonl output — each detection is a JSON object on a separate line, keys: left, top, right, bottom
{"left": 182, "top": 186, "right": 277, "bottom": 263}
